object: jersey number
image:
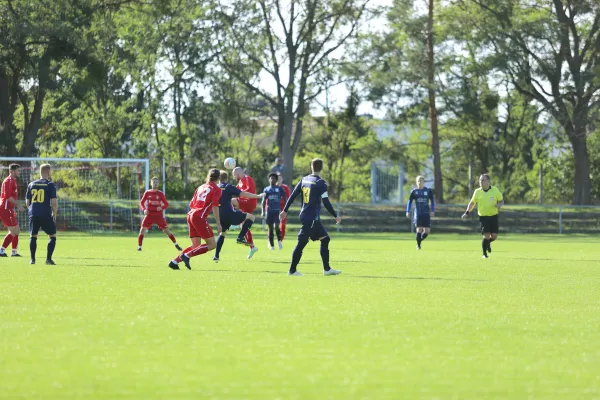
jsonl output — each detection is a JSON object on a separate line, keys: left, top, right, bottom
{"left": 302, "top": 187, "right": 311, "bottom": 203}
{"left": 198, "top": 188, "right": 211, "bottom": 202}
{"left": 31, "top": 189, "right": 45, "bottom": 203}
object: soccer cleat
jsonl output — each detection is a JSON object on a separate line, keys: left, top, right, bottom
{"left": 278, "top": 241, "right": 283, "bottom": 250}
{"left": 268, "top": 245, "right": 274, "bottom": 251}
{"left": 0, "top": 252, "right": 7, "bottom": 257}
{"left": 30, "top": 260, "right": 35, "bottom": 265}
{"left": 11, "top": 253, "right": 22, "bottom": 257}
{"left": 175, "top": 244, "right": 182, "bottom": 251}
{"left": 288, "top": 271, "right": 303, "bottom": 276}
{"left": 46, "top": 259, "right": 56, "bottom": 265}
{"left": 137, "top": 246, "right": 142, "bottom": 251}
{"left": 416, "top": 244, "right": 421, "bottom": 250}
{"left": 180, "top": 254, "right": 191, "bottom": 270}
{"left": 482, "top": 254, "right": 488, "bottom": 259}
{"left": 168, "top": 260, "right": 180, "bottom": 270}
{"left": 247, "top": 247, "right": 259, "bottom": 259}
{"left": 212, "top": 256, "right": 219, "bottom": 263}
{"left": 324, "top": 268, "right": 342, "bottom": 276}
{"left": 236, "top": 237, "right": 252, "bottom": 246}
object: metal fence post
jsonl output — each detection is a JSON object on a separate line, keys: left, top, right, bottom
{"left": 110, "top": 201, "right": 113, "bottom": 232}
{"left": 559, "top": 206, "right": 563, "bottom": 234}
{"left": 398, "top": 163, "right": 405, "bottom": 205}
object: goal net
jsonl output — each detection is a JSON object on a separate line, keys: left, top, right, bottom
{"left": 0, "top": 157, "right": 149, "bottom": 233}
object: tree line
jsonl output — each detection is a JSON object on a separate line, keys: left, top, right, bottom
{"left": 1, "top": 0, "right": 599, "bottom": 204}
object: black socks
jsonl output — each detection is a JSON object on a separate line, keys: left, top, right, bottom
{"left": 30, "top": 237, "right": 37, "bottom": 260}
{"left": 47, "top": 237, "right": 56, "bottom": 260}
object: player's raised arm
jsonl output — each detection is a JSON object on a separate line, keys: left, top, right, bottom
{"left": 240, "top": 191, "right": 264, "bottom": 199}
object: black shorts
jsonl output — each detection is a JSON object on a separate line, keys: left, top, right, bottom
{"left": 220, "top": 210, "right": 247, "bottom": 232}
{"left": 413, "top": 213, "right": 431, "bottom": 228}
{"left": 479, "top": 215, "right": 499, "bottom": 234}
{"left": 266, "top": 211, "right": 280, "bottom": 226}
{"left": 298, "top": 219, "right": 328, "bottom": 242}
{"left": 29, "top": 216, "right": 57, "bottom": 236}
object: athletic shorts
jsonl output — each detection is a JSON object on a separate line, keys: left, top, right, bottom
{"left": 220, "top": 210, "right": 247, "bottom": 232}
{"left": 29, "top": 216, "right": 57, "bottom": 236}
{"left": 413, "top": 213, "right": 431, "bottom": 228}
{"left": 298, "top": 219, "right": 328, "bottom": 242}
{"left": 479, "top": 215, "right": 499, "bottom": 234}
{"left": 142, "top": 213, "right": 168, "bottom": 230}
{"left": 266, "top": 210, "right": 280, "bottom": 226}
{"left": 0, "top": 208, "right": 17, "bottom": 227}
{"left": 187, "top": 210, "right": 214, "bottom": 239}
{"left": 237, "top": 198, "right": 256, "bottom": 214}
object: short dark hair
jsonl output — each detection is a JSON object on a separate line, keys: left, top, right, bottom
{"left": 220, "top": 171, "right": 228, "bottom": 182}
{"left": 9, "top": 164, "right": 20, "bottom": 171}
{"left": 311, "top": 158, "right": 323, "bottom": 173}
{"left": 207, "top": 168, "right": 220, "bottom": 183}
{"left": 40, "top": 164, "right": 51, "bottom": 176}
{"left": 268, "top": 172, "right": 278, "bottom": 180}
{"left": 480, "top": 174, "right": 490, "bottom": 181}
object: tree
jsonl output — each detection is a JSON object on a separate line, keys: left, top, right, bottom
{"left": 456, "top": 0, "right": 600, "bottom": 204}
{"left": 214, "top": 0, "right": 370, "bottom": 185}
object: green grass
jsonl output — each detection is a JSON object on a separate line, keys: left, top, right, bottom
{"left": 1, "top": 231, "right": 599, "bottom": 399}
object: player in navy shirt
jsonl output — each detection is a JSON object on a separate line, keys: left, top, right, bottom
{"left": 25, "top": 164, "right": 58, "bottom": 265}
{"left": 280, "top": 158, "right": 342, "bottom": 276}
{"left": 406, "top": 175, "right": 435, "bottom": 250}
{"left": 213, "top": 170, "right": 265, "bottom": 262}
{"left": 261, "top": 173, "right": 287, "bottom": 250}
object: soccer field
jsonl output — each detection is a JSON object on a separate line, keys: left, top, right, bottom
{"left": 1, "top": 233, "right": 599, "bottom": 399}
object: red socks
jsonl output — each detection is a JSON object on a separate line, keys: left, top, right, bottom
{"left": 186, "top": 245, "right": 208, "bottom": 258}
{"left": 138, "top": 234, "right": 144, "bottom": 246}
{"left": 168, "top": 233, "right": 176, "bottom": 243}
{"left": 12, "top": 235, "right": 18, "bottom": 249}
{"left": 279, "top": 223, "right": 286, "bottom": 241}
{"left": 2, "top": 234, "right": 13, "bottom": 249}
{"left": 245, "top": 231, "right": 253, "bottom": 247}
{"left": 175, "top": 246, "right": 194, "bottom": 263}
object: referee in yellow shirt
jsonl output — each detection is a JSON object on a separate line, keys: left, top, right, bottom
{"left": 461, "top": 174, "right": 504, "bottom": 258}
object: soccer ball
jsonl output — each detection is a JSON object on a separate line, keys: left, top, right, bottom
{"left": 224, "top": 157, "right": 236, "bottom": 169}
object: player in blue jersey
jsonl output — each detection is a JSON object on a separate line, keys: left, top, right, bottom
{"left": 213, "top": 171, "right": 265, "bottom": 262}
{"left": 406, "top": 175, "right": 435, "bottom": 250}
{"left": 279, "top": 158, "right": 342, "bottom": 276}
{"left": 25, "top": 164, "right": 58, "bottom": 265}
{"left": 261, "top": 173, "right": 287, "bottom": 250}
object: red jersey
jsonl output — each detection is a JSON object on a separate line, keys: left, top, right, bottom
{"left": 141, "top": 190, "right": 168, "bottom": 215}
{"left": 236, "top": 175, "right": 257, "bottom": 210}
{"left": 279, "top": 184, "right": 291, "bottom": 209}
{"left": 0, "top": 176, "right": 18, "bottom": 211}
{"left": 189, "top": 182, "right": 221, "bottom": 219}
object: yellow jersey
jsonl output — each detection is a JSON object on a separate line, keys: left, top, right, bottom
{"left": 471, "top": 186, "right": 503, "bottom": 216}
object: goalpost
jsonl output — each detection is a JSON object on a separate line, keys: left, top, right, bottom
{"left": 0, "top": 157, "right": 150, "bottom": 233}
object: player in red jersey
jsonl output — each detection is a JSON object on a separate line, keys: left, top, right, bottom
{"left": 0, "top": 164, "right": 25, "bottom": 257}
{"left": 138, "top": 176, "right": 181, "bottom": 251}
{"left": 231, "top": 166, "right": 259, "bottom": 258}
{"left": 168, "top": 168, "right": 222, "bottom": 270}
{"left": 277, "top": 173, "right": 291, "bottom": 242}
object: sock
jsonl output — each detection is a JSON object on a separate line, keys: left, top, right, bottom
{"left": 320, "top": 236, "right": 331, "bottom": 271}
{"left": 185, "top": 244, "right": 209, "bottom": 258}
{"left": 290, "top": 238, "right": 308, "bottom": 273}
{"left": 275, "top": 227, "right": 281, "bottom": 241}
{"left": 421, "top": 233, "right": 428, "bottom": 241}
{"left": 280, "top": 223, "right": 286, "bottom": 241}
{"left": 138, "top": 234, "right": 144, "bottom": 247}
{"left": 268, "top": 226, "right": 274, "bottom": 247}
{"left": 245, "top": 230, "right": 254, "bottom": 248}
{"left": 175, "top": 246, "right": 194, "bottom": 263}
{"left": 168, "top": 233, "right": 177, "bottom": 243}
{"left": 416, "top": 233, "right": 422, "bottom": 246}
{"left": 11, "top": 235, "right": 18, "bottom": 252}
{"left": 47, "top": 237, "right": 56, "bottom": 260}
{"left": 215, "top": 235, "right": 225, "bottom": 257}
{"left": 2, "top": 234, "right": 13, "bottom": 250}
{"left": 238, "top": 219, "right": 253, "bottom": 240}
{"left": 30, "top": 237, "right": 37, "bottom": 260}
{"left": 482, "top": 239, "right": 489, "bottom": 255}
